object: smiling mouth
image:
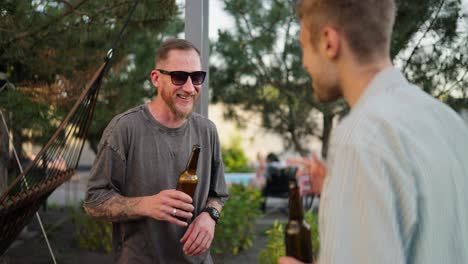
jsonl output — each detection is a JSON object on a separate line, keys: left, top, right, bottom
{"left": 177, "top": 94, "right": 194, "bottom": 101}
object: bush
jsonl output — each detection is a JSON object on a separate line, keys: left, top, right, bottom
{"left": 69, "top": 206, "right": 113, "bottom": 253}
{"left": 212, "top": 184, "right": 264, "bottom": 255}
{"left": 259, "top": 220, "right": 285, "bottom": 264}
{"left": 259, "top": 210, "right": 320, "bottom": 263}
{"left": 222, "top": 134, "right": 253, "bottom": 173}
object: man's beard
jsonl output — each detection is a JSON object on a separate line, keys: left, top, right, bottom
{"left": 313, "top": 81, "right": 342, "bottom": 103}
{"left": 160, "top": 88, "right": 198, "bottom": 120}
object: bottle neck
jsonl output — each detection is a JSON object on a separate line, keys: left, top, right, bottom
{"left": 186, "top": 144, "right": 200, "bottom": 174}
{"left": 288, "top": 181, "right": 304, "bottom": 221}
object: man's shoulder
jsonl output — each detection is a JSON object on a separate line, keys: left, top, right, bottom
{"left": 109, "top": 105, "right": 145, "bottom": 127}
{"left": 101, "top": 105, "right": 146, "bottom": 141}
{"left": 189, "top": 112, "right": 217, "bottom": 130}
{"left": 114, "top": 105, "right": 145, "bottom": 123}
{"left": 332, "top": 108, "right": 381, "bottom": 142}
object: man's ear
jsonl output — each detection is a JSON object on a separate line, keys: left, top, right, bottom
{"left": 150, "top": 70, "right": 159, "bottom": 88}
{"left": 322, "top": 27, "right": 340, "bottom": 60}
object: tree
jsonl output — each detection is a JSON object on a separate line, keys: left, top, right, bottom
{"left": 0, "top": 0, "right": 183, "bottom": 157}
{"left": 394, "top": 0, "right": 468, "bottom": 110}
{"left": 210, "top": 0, "right": 467, "bottom": 157}
{"left": 210, "top": 0, "right": 323, "bottom": 156}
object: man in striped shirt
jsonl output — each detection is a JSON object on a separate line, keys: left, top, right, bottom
{"left": 280, "top": 0, "right": 468, "bottom": 263}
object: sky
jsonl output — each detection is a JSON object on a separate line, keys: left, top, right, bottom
{"left": 175, "top": 0, "right": 234, "bottom": 40}
{"left": 208, "top": 0, "right": 234, "bottom": 40}
{"left": 206, "top": 0, "right": 468, "bottom": 40}
{"left": 194, "top": 0, "right": 468, "bottom": 64}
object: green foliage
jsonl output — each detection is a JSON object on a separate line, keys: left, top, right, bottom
{"left": 69, "top": 207, "right": 112, "bottom": 253}
{"left": 259, "top": 210, "right": 319, "bottom": 264}
{"left": 305, "top": 210, "right": 320, "bottom": 255}
{"left": 212, "top": 184, "right": 264, "bottom": 255}
{"left": 0, "top": 0, "right": 183, "bottom": 155}
{"left": 211, "top": 0, "right": 324, "bottom": 155}
{"left": 259, "top": 220, "right": 285, "bottom": 264}
{"left": 0, "top": 89, "right": 57, "bottom": 146}
{"left": 221, "top": 134, "right": 252, "bottom": 172}
{"left": 393, "top": 0, "right": 468, "bottom": 110}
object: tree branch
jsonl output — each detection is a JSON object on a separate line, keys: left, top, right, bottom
{"left": 55, "top": 0, "right": 74, "bottom": 9}
{"left": 239, "top": 12, "right": 274, "bottom": 85}
{"left": 8, "top": 0, "right": 90, "bottom": 44}
{"left": 436, "top": 67, "right": 468, "bottom": 98}
{"left": 94, "top": 0, "right": 133, "bottom": 15}
{"left": 402, "top": 0, "right": 445, "bottom": 72}
{"left": 281, "top": 17, "right": 294, "bottom": 81}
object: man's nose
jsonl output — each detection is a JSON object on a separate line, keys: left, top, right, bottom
{"left": 182, "top": 76, "right": 197, "bottom": 93}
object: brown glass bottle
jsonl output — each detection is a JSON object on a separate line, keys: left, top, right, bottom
{"left": 176, "top": 144, "right": 200, "bottom": 198}
{"left": 285, "top": 180, "right": 313, "bottom": 263}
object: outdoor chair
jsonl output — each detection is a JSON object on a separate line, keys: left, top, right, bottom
{"left": 261, "top": 166, "right": 297, "bottom": 213}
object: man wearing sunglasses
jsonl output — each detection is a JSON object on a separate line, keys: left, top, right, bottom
{"left": 84, "top": 38, "right": 228, "bottom": 264}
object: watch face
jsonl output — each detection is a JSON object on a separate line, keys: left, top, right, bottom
{"left": 211, "top": 208, "right": 220, "bottom": 218}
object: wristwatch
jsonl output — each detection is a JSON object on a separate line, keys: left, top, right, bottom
{"left": 202, "top": 206, "right": 220, "bottom": 224}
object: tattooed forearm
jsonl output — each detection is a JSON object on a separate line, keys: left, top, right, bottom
{"left": 206, "top": 198, "right": 223, "bottom": 213}
{"left": 84, "top": 195, "right": 144, "bottom": 223}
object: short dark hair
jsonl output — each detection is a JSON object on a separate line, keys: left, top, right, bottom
{"left": 155, "top": 38, "right": 200, "bottom": 66}
{"left": 297, "top": 0, "right": 396, "bottom": 63}
{"left": 266, "top": 153, "right": 279, "bottom": 163}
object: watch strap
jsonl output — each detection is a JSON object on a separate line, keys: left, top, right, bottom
{"left": 202, "top": 206, "right": 220, "bottom": 223}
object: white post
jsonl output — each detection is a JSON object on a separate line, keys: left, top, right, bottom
{"left": 185, "top": 0, "right": 209, "bottom": 117}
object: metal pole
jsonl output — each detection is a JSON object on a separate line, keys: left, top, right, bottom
{"left": 185, "top": 0, "right": 210, "bottom": 117}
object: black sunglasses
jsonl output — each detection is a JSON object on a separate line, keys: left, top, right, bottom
{"left": 156, "top": 69, "right": 206, "bottom": 86}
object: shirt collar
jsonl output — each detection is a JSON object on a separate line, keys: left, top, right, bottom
{"left": 352, "top": 66, "right": 408, "bottom": 110}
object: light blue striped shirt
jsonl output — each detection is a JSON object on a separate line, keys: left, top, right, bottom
{"left": 318, "top": 67, "right": 468, "bottom": 264}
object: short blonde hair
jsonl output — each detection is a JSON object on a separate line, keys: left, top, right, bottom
{"left": 297, "top": 0, "right": 396, "bottom": 62}
{"left": 155, "top": 38, "right": 200, "bottom": 66}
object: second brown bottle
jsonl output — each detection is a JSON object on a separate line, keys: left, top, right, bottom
{"left": 285, "top": 179, "right": 313, "bottom": 263}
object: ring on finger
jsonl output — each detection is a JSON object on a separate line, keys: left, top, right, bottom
{"left": 172, "top": 208, "right": 177, "bottom": 217}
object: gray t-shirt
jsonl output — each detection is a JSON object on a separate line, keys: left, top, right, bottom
{"left": 84, "top": 104, "right": 228, "bottom": 263}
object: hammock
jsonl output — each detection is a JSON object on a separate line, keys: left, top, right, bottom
{"left": 0, "top": 61, "right": 107, "bottom": 255}
{"left": 0, "top": 0, "right": 140, "bottom": 255}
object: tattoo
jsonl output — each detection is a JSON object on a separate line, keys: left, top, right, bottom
{"left": 84, "top": 195, "right": 143, "bottom": 223}
{"left": 206, "top": 198, "right": 223, "bottom": 213}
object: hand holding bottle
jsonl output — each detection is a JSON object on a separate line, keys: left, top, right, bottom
{"left": 138, "top": 190, "right": 194, "bottom": 227}
{"left": 288, "top": 153, "right": 327, "bottom": 195}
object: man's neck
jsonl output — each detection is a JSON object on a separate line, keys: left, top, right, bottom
{"left": 148, "top": 98, "right": 187, "bottom": 128}
{"left": 339, "top": 58, "right": 393, "bottom": 108}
